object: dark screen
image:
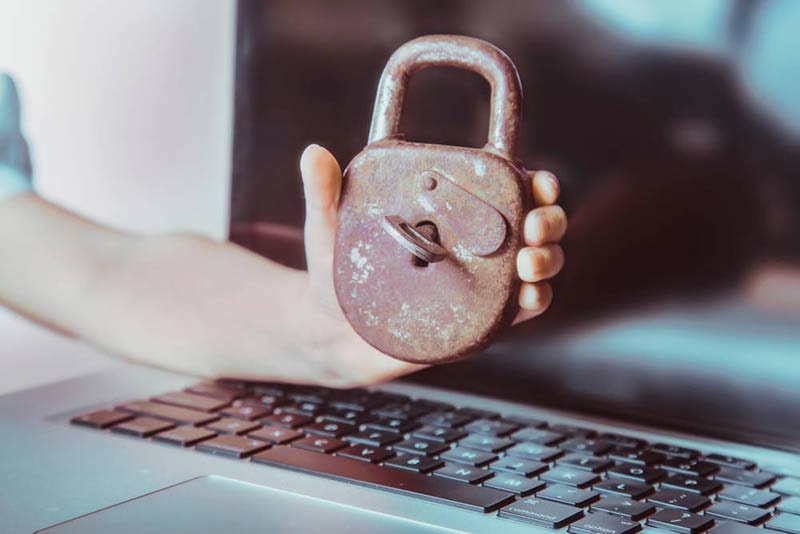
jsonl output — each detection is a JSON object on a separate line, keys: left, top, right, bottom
{"left": 231, "top": 0, "right": 800, "bottom": 451}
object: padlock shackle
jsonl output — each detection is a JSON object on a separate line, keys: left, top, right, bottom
{"left": 368, "top": 35, "right": 522, "bottom": 158}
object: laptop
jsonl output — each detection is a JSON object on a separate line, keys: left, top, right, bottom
{"left": 3, "top": 1, "right": 800, "bottom": 532}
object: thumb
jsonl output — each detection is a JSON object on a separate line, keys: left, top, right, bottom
{"left": 300, "top": 144, "right": 342, "bottom": 285}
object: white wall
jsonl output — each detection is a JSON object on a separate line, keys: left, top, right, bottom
{"left": 0, "top": 1, "right": 236, "bottom": 395}
{"left": 0, "top": 0, "right": 236, "bottom": 238}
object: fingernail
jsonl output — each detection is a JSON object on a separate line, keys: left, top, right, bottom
{"left": 542, "top": 173, "right": 559, "bottom": 199}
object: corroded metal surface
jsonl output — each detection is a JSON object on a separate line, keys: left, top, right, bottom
{"left": 334, "top": 35, "right": 531, "bottom": 364}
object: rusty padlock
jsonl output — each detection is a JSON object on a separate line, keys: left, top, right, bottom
{"left": 334, "top": 35, "right": 532, "bottom": 364}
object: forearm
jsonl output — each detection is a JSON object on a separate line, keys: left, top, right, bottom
{"left": 0, "top": 192, "right": 314, "bottom": 376}
{"left": 0, "top": 192, "right": 136, "bottom": 334}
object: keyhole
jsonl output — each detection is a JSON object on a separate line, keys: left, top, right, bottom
{"left": 412, "top": 221, "right": 439, "bottom": 268}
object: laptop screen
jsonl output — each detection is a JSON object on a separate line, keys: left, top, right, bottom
{"left": 230, "top": 0, "right": 800, "bottom": 451}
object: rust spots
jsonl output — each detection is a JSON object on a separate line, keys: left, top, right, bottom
{"left": 333, "top": 35, "right": 532, "bottom": 364}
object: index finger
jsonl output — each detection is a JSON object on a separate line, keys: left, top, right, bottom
{"left": 529, "top": 170, "right": 560, "bottom": 206}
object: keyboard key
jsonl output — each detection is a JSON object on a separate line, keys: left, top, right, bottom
{"left": 595, "top": 479, "right": 655, "bottom": 499}
{"left": 455, "top": 407, "right": 500, "bottom": 420}
{"left": 196, "top": 435, "right": 270, "bottom": 458}
{"left": 570, "top": 513, "right": 641, "bottom": 534}
{"left": 363, "top": 417, "right": 419, "bottom": 434}
{"left": 600, "top": 433, "right": 648, "bottom": 450}
{"left": 286, "top": 387, "right": 329, "bottom": 404}
{"left": 499, "top": 497, "right": 584, "bottom": 528}
{"left": 646, "top": 509, "right": 715, "bottom": 534}
{"left": 151, "top": 391, "right": 229, "bottom": 412}
{"left": 464, "top": 419, "right": 519, "bottom": 436}
{"left": 247, "top": 426, "right": 303, "bottom": 445}
{"left": 650, "top": 444, "right": 700, "bottom": 459}
{"left": 154, "top": 426, "right": 216, "bottom": 447}
{"left": 711, "top": 522, "right": 764, "bottom": 534}
{"left": 607, "top": 464, "right": 667, "bottom": 484}
{"left": 206, "top": 417, "right": 260, "bottom": 435}
{"left": 71, "top": 409, "right": 133, "bottom": 429}
{"left": 250, "top": 383, "right": 288, "bottom": 397}
{"left": 320, "top": 408, "right": 374, "bottom": 425}
{"left": 559, "top": 453, "right": 613, "bottom": 473}
{"left": 261, "top": 412, "right": 313, "bottom": 429}
{"left": 384, "top": 454, "right": 442, "bottom": 473}
{"left": 549, "top": 424, "right": 597, "bottom": 438}
{"left": 506, "top": 443, "right": 563, "bottom": 462}
{"left": 440, "top": 447, "right": 497, "bottom": 467}
{"left": 111, "top": 416, "right": 175, "bottom": 437}
{"left": 220, "top": 404, "right": 271, "bottom": 421}
{"left": 511, "top": 427, "right": 566, "bottom": 445}
{"left": 772, "top": 478, "right": 800, "bottom": 497}
{"left": 412, "top": 425, "right": 466, "bottom": 443}
{"left": 561, "top": 438, "right": 613, "bottom": 456}
{"left": 662, "top": 458, "right": 720, "bottom": 477}
{"left": 662, "top": 475, "right": 723, "bottom": 495}
{"left": 538, "top": 484, "right": 601, "bottom": 507}
{"left": 648, "top": 489, "right": 710, "bottom": 512}
{"left": 490, "top": 457, "right": 548, "bottom": 477}
{"left": 304, "top": 421, "right": 357, "bottom": 438}
{"left": 715, "top": 468, "right": 775, "bottom": 488}
{"left": 419, "top": 411, "right": 474, "bottom": 428}
{"left": 705, "top": 454, "right": 756, "bottom": 470}
{"left": 504, "top": 415, "right": 547, "bottom": 428}
{"left": 768, "top": 514, "right": 800, "bottom": 534}
{"left": 292, "top": 436, "right": 347, "bottom": 454}
{"left": 392, "top": 438, "right": 449, "bottom": 456}
{"left": 542, "top": 466, "right": 601, "bottom": 488}
{"left": 347, "top": 429, "right": 401, "bottom": 447}
{"left": 460, "top": 433, "right": 514, "bottom": 453}
{"left": 371, "top": 402, "right": 430, "bottom": 420}
{"left": 280, "top": 401, "right": 325, "bottom": 416}
{"left": 324, "top": 392, "right": 371, "bottom": 412}
{"left": 251, "top": 446, "right": 513, "bottom": 512}
{"left": 776, "top": 496, "right": 800, "bottom": 515}
{"left": 238, "top": 394, "right": 287, "bottom": 408}
{"left": 320, "top": 408, "right": 375, "bottom": 425}
{"left": 706, "top": 501, "right": 771, "bottom": 525}
{"left": 186, "top": 382, "right": 247, "bottom": 402}
{"left": 484, "top": 473, "right": 545, "bottom": 496}
{"left": 117, "top": 400, "right": 219, "bottom": 426}
{"left": 434, "top": 463, "right": 493, "bottom": 484}
{"left": 336, "top": 445, "right": 394, "bottom": 464}
{"left": 592, "top": 496, "right": 656, "bottom": 521}
{"left": 610, "top": 450, "right": 667, "bottom": 466}
{"left": 719, "top": 485, "right": 781, "bottom": 508}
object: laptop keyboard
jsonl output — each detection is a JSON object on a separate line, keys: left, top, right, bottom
{"left": 71, "top": 381, "right": 800, "bottom": 533}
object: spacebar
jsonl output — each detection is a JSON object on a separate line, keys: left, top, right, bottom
{"left": 251, "top": 446, "right": 514, "bottom": 512}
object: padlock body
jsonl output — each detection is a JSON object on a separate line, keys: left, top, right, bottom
{"left": 334, "top": 140, "right": 531, "bottom": 364}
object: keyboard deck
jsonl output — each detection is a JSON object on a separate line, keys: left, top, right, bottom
{"left": 70, "top": 381, "right": 800, "bottom": 533}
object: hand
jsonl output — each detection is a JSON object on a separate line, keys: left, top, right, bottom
{"left": 295, "top": 144, "right": 566, "bottom": 384}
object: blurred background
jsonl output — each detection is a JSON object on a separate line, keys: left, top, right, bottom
{"left": 231, "top": 0, "right": 800, "bottom": 450}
